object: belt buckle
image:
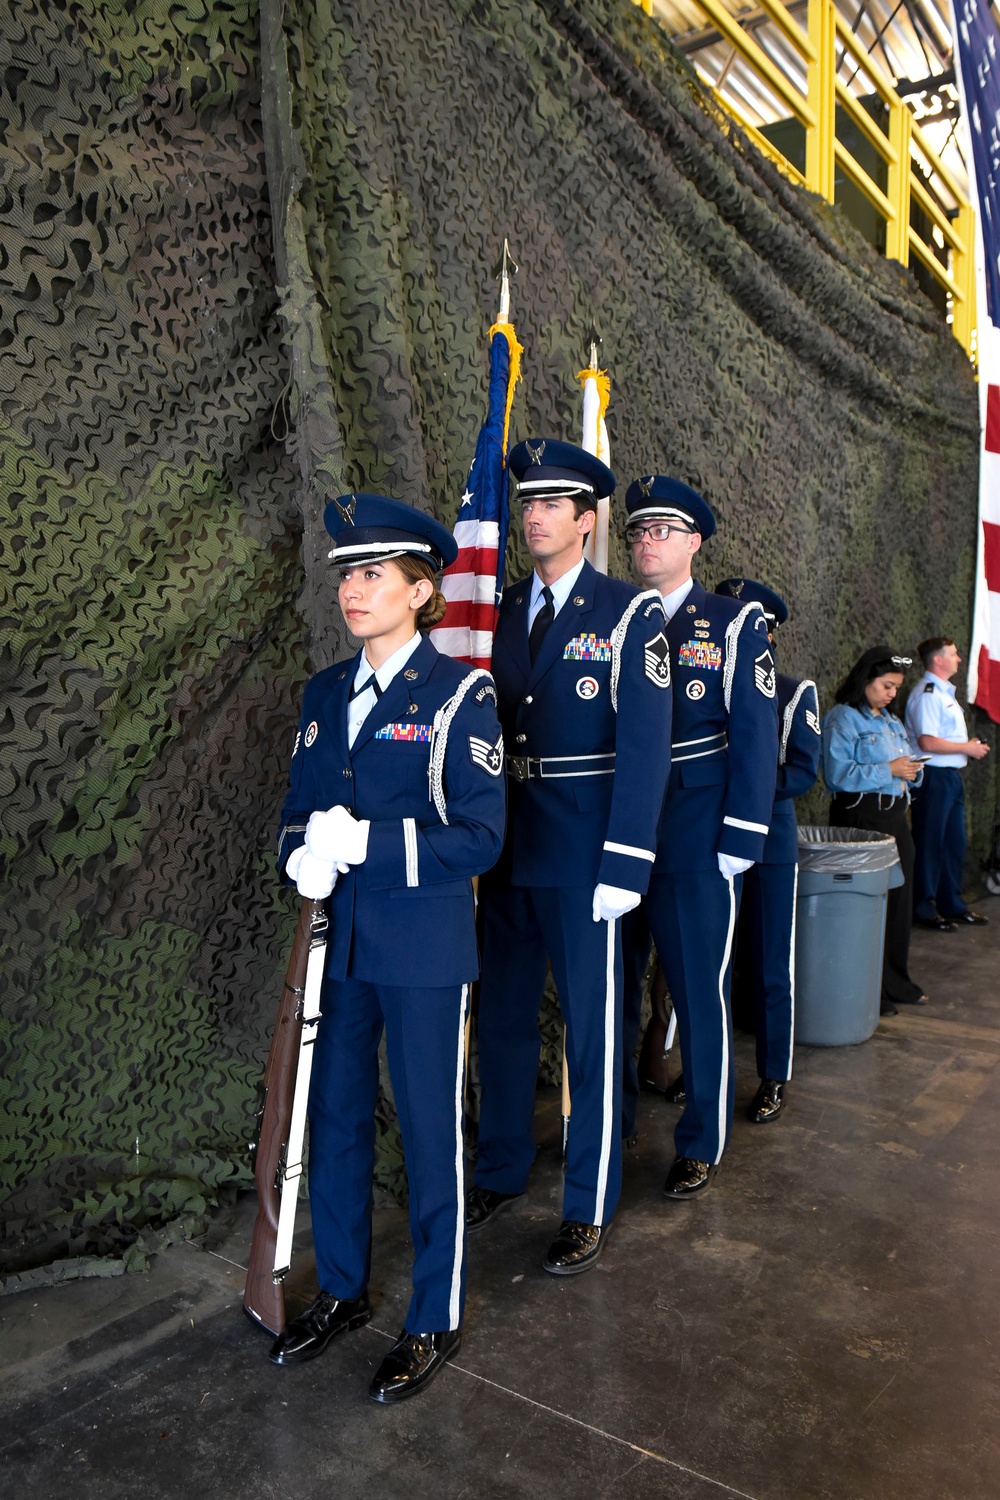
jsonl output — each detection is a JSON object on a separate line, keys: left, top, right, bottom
{"left": 507, "top": 755, "right": 530, "bottom": 783}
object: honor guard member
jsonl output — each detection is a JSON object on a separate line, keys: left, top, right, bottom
{"left": 905, "top": 637, "right": 990, "bottom": 929}
{"left": 715, "top": 579, "right": 821, "bottom": 1123}
{"left": 620, "top": 477, "right": 778, "bottom": 1197}
{"left": 269, "top": 493, "right": 506, "bottom": 1403}
{"left": 467, "top": 439, "right": 672, "bottom": 1274}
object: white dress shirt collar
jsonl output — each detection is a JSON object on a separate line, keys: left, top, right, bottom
{"left": 660, "top": 576, "right": 694, "bottom": 621}
{"left": 528, "top": 556, "right": 586, "bottom": 625}
{"left": 348, "top": 632, "right": 422, "bottom": 749}
{"left": 352, "top": 630, "right": 422, "bottom": 694}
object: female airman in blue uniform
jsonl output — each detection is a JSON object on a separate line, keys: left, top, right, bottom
{"left": 268, "top": 493, "right": 506, "bottom": 1404}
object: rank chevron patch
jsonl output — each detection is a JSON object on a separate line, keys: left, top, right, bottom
{"left": 644, "top": 631, "right": 671, "bottom": 688}
{"left": 754, "top": 651, "right": 776, "bottom": 698}
{"left": 469, "top": 730, "right": 504, "bottom": 775}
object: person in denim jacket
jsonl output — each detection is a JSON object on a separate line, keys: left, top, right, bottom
{"left": 822, "top": 646, "right": 927, "bottom": 1014}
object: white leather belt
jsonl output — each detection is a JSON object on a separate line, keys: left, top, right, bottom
{"left": 671, "top": 731, "right": 728, "bottom": 763}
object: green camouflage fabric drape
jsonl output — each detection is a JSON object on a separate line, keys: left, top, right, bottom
{"left": 1, "top": 0, "right": 991, "bottom": 1279}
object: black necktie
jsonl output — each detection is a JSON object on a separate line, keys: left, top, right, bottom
{"left": 529, "top": 585, "right": 554, "bottom": 665}
{"left": 349, "top": 674, "right": 382, "bottom": 702}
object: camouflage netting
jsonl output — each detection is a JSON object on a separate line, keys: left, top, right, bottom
{"left": 0, "top": 0, "right": 994, "bottom": 1279}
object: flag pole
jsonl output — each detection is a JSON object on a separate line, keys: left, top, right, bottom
{"left": 495, "top": 237, "right": 517, "bottom": 326}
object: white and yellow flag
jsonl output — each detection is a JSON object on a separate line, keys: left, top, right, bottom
{"left": 578, "top": 352, "right": 611, "bottom": 574}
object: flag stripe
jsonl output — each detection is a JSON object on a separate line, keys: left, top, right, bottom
{"left": 984, "top": 520, "right": 1000, "bottom": 592}
{"left": 953, "top": 5, "right": 1000, "bottom": 721}
{"left": 430, "top": 322, "right": 518, "bottom": 668}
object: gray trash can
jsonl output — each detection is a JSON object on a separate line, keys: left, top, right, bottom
{"left": 794, "top": 826, "right": 904, "bottom": 1046}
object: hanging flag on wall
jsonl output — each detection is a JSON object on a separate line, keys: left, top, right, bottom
{"left": 578, "top": 330, "right": 611, "bottom": 576}
{"left": 430, "top": 251, "right": 522, "bottom": 668}
{"left": 952, "top": 0, "right": 1000, "bottom": 720}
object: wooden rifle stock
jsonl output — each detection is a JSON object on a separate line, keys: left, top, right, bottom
{"left": 243, "top": 898, "right": 327, "bottom": 1336}
{"left": 637, "top": 964, "right": 677, "bottom": 1093}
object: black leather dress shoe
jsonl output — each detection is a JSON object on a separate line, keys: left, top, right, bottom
{"left": 465, "top": 1185, "right": 524, "bottom": 1232}
{"left": 943, "top": 910, "right": 989, "bottom": 926}
{"left": 914, "top": 916, "right": 956, "bottom": 931}
{"left": 268, "top": 1290, "right": 371, "bottom": 1366}
{"left": 664, "top": 1073, "right": 687, "bottom": 1105}
{"left": 542, "top": 1219, "right": 611, "bottom": 1276}
{"left": 368, "top": 1327, "right": 461, "bottom": 1403}
{"left": 747, "top": 1079, "right": 785, "bottom": 1123}
{"left": 663, "top": 1156, "right": 715, "bottom": 1199}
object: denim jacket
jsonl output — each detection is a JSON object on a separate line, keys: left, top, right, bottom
{"left": 821, "top": 702, "right": 923, "bottom": 800}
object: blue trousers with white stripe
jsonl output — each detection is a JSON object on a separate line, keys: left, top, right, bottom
{"left": 643, "top": 869, "right": 741, "bottom": 1165}
{"left": 739, "top": 862, "right": 797, "bottom": 1082}
{"left": 475, "top": 884, "right": 624, "bottom": 1227}
{"left": 307, "top": 976, "right": 469, "bottom": 1333}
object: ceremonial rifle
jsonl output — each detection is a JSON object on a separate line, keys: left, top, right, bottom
{"left": 243, "top": 897, "right": 329, "bottom": 1335}
{"left": 637, "top": 964, "right": 677, "bottom": 1093}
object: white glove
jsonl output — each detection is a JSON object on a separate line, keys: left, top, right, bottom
{"left": 286, "top": 844, "right": 338, "bottom": 900}
{"left": 718, "top": 852, "right": 753, "bottom": 880}
{"left": 592, "top": 884, "right": 642, "bottom": 922}
{"left": 306, "top": 805, "right": 371, "bottom": 872}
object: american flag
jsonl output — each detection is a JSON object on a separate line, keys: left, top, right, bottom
{"left": 953, "top": 0, "right": 1000, "bottom": 719}
{"left": 430, "top": 320, "right": 521, "bottom": 668}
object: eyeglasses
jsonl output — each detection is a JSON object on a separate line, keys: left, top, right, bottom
{"left": 624, "top": 523, "right": 694, "bottom": 545}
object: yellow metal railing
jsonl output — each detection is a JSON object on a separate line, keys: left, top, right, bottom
{"left": 639, "top": 0, "right": 976, "bottom": 356}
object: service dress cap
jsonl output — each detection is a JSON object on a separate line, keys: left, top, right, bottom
{"left": 715, "top": 577, "right": 789, "bottom": 628}
{"left": 624, "top": 475, "right": 716, "bottom": 539}
{"left": 509, "top": 438, "right": 615, "bottom": 502}
{"left": 325, "top": 492, "right": 458, "bottom": 571}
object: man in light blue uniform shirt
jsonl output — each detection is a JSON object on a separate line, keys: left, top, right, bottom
{"left": 905, "top": 637, "right": 990, "bottom": 930}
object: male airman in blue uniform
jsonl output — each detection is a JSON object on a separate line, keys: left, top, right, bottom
{"left": 715, "top": 578, "right": 821, "bottom": 1124}
{"left": 620, "top": 478, "right": 778, "bottom": 1197}
{"left": 468, "top": 439, "right": 672, "bottom": 1273}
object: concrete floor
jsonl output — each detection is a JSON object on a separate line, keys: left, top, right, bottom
{"left": 3, "top": 915, "right": 999, "bottom": 1500}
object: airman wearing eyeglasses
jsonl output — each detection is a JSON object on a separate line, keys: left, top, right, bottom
{"left": 619, "top": 477, "right": 778, "bottom": 1199}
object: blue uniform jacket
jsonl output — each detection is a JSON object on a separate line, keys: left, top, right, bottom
{"left": 490, "top": 559, "right": 672, "bottom": 891}
{"left": 763, "top": 672, "right": 821, "bottom": 865}
{"left": 278, "top": 635, "right": 507, "bottom": 987}
{"left": 655, "top": 580, "right": 779, "bottom": 872}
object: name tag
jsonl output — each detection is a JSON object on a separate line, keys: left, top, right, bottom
{"left": 564, "top": 634, "right": 612, "bottom": 662}
{"left": 374, "top": 723, "right": 433, "bottom": 742}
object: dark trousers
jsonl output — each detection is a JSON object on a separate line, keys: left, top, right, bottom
{"left": 911, "top": 766, "right": 968, "bottom": 919}
{"left": 740, "top": 861, "right": 797, "bottom": 1082}
{"left": 623, "top": 869, "right": 741, "bottom": 1166}
{"left": 829, "top": 794, "right": 923, "bottom": 1006}
{"left": 308, "top": 976, "right": 469, "bottom": 1333}
{"left": 620, "top": 903, "right": 652, "bottom": 1140}
{"left": 474, "top": 883, "right": 624, "bottom": 1227}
